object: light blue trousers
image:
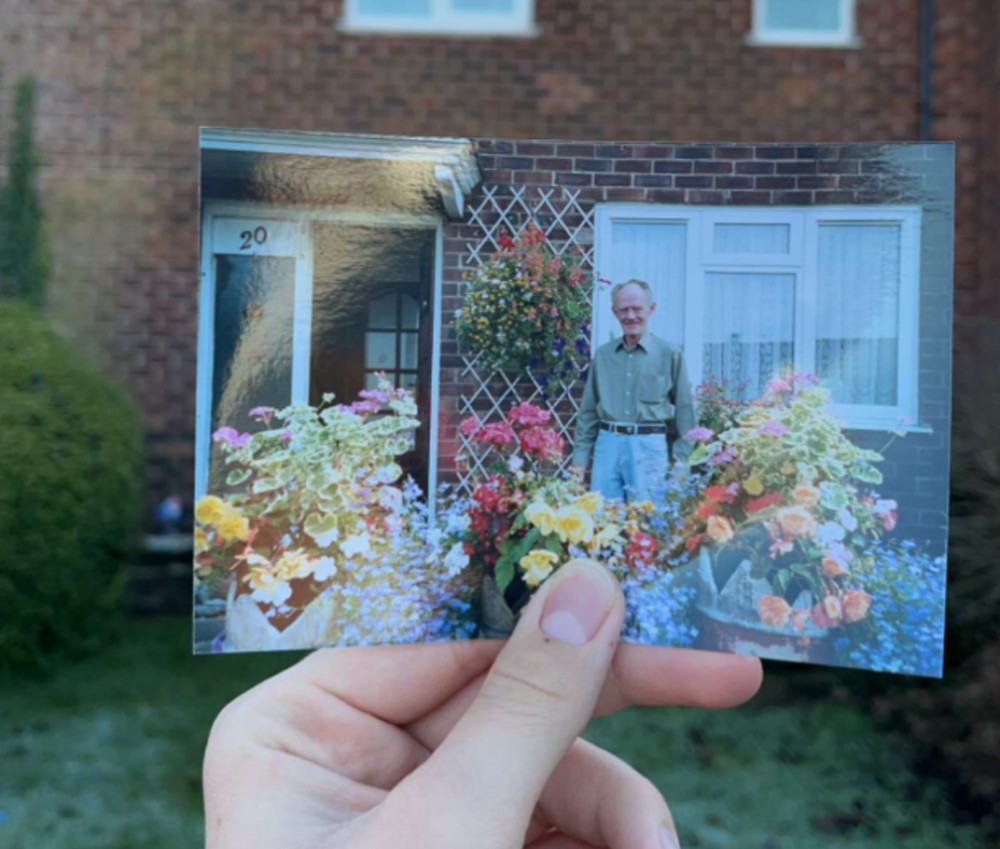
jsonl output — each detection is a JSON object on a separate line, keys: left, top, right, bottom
{"left": 590, "top": 429, "right": 669, "bottom": 504}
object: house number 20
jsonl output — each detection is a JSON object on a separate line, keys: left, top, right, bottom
{"left": 239, "top": 226, "right": 268, "bottom": 250}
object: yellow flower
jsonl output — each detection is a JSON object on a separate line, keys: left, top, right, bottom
{"left": 525, "top": 501, "right": 557, "bottom": 536}
{"left": 195, "top": 495, "right": 227, "bottom": 526}
{"left": 194, "top": 527, "right": 210, "bottom": 553}
{"left": 706, "top": 515, "right": 735, "bottom": 543}
{"left": 590, "top": 523, "right": 621, "bottom": 550}
{"left": 554, "top": 505, "right": 595, "bottom": 545}
{"left": 636, "top": 500, "right": 655, "bottom": 513}
{"left": 275, "top": 549, "right": 313, "bottom": 581}
{"left": 217, "top": 509, "right": 250, "bottom": 543}
{"left": 574, "top": 492, "right": 603, "bottom": 515}
{"left": 781, "top": 461, "right": 796, "bottom": 476}
{"left": 743, "top": 476, "right": 764, "bottom": 496}
{"left": 519, "top": 549, "right": 559, "bottom": 587}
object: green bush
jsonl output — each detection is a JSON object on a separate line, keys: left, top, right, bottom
{"left": 0, "top": 301, "right": 142, "bottom": 671}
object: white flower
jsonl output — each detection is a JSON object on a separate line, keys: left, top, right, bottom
{"left": 425, "top": 528, "right": 443, "bottom": 549}
{"left": 815, "top": 521, "right": 846, "bottom": 546}
{"left": 378, "top": 485, "right": 404, "bottom": 514}
{"left": 312, "top": 556, "right": 338, "bottom": 581}
{"left": 341, "top": 532, "right": 374, "bottom": 560}
{"left": 444, "top": 542, "right": 470, "bottom": 577}
{"left": 249, "top": 573, "right": 292, "bottom": 606}
{"left": 508, "top": 455, "right": 525, "bottom": 473}
{"left": 446, "top": 512, "right": 471, "bottom": 534}
{"left": 825, "top": 541, "right": 854, "bottom": 566}
{"left": 837, "top": 507, "right": 858, "bottom": 532}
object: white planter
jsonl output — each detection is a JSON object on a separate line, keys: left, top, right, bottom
{"left": 224, "top": 583, "right": 339, "bottom": 652}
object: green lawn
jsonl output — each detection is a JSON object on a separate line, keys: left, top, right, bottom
{"left": 0, "top": 618, "right": 987, "bottom": 849}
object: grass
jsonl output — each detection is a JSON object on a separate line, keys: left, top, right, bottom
{"left": 0, "top": 617, "right": 988, "bottom": 849}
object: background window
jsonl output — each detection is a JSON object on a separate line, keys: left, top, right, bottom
{"left": 751, "top": 0, "right": 857, "bottom": 47}
{"left": 343, "top": 0, "right": 534, "bottom": 35}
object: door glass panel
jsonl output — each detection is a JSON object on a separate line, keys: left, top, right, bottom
{"left": 365, "top": 331, "right": 397, "bottom": 370}
{"left": 210, "top": 254, "right": 295, "bottom": 490}
{"left": 400, "top": 332, "right": 419, "bottom": 370}
{"left": 714, "top": 223, "right": 790, "bottom": 254}
{"left": 765, "top": 0, "right": 840, "bottom": 31}
{"left": 368, "top": 292, "right": 397, "bottom": 328}
{"left": 400, "top": 293, "right": 420, "bottom": 329}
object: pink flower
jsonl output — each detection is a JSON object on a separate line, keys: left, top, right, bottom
{"left": 359, "top": 389, "right": 390, "bottom": 404}
{"left": 766, "top": 378, "right": 791, "bottom": 395}
{"left": 519, "top": 426, "right": 564, "bottom": 460}
{"left": 477, "top": 421, "right": 517, "bottom": 447}
{"left": 707, "top": 446, "right": 737, "bottom": 466}
{"left": 459, "top": 416, "right": 481, "bottom": 438}
{"left": 769, "top": 537, "right": 794, "bottom": 558}
{"left": 684, "top": 426, "right": 714, "bottom": 443}
{"left": 507, "top": 403, "right": 551, "bottom": 427}
{"left": 843, "top": 589, "right": 873, "bottom": 623}
{"left": 212, "top": 426, "right": 252, "bottom": 448}
{"left": 279, "top": 429, "right": 294, "bottom": 443}
{"left": 791, "top": 609, "right": 811, "bottom": 632}
{"left": 248, "top": 406, "right": 275, "bottom": 424}
{"left": 790, "top": 372, "right": 820, "bottom": 386}
{"left": 758, "top": 420, "right": 791, "bottom": 438}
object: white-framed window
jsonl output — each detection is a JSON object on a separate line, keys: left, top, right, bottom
{"left": 749, "top": 0, "right": 859, "bottom": 48}
{"left": 340, "top": 0, "right": 536, "bottom": 36}
{"left": 593, "top": 204, "right": 923, "bottom": 431}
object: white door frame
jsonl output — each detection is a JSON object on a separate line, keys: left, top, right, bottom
{"left": 196, "top": 201, "right": 445, "bottom": 510}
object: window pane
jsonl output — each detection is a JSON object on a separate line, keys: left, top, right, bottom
{"left": 816, "top": 224, "right": 900, "bottom": 406}
{"left": 365, "top": 331, "right": 397, "bottom": 370}
{"left": 211, "top": 255, "right": 295, "bottom": 490}
{"left": 358, "top": 0, "right": 431, "bottom": 15}
{"left": 765, "top": 0, "right": 841, "bottom": 31}
{"left": 607, "top": 221, "right": 686, "bottom": 346}
{"left": 453, "top": 0, "right": 514, "bottom": 11}
{"left": 400, "top": 332, "right": 419, "bottom": 370}
{"left": 714, "top": 223, "right": 790, "bottom": 254}
{"left": 368, "top": 293, "right": 397, "bottom": 328}
{"left": 400, "top": 372, "right": 418, "bottom": 392}
{"left": 400, "top": 293, "right": 420, "bottom": 329}
{"left": 366, "top": 371, "right": 396, "bottom": 390}
{"left": 703, "top": 272, "right": 795, "bottom": 400}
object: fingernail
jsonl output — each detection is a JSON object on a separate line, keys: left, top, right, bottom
{"left": 540, "top": 560, "right": 616, "bottom": 645}
{"left": 659, "top": 823, "right": 681, "bottom": 849}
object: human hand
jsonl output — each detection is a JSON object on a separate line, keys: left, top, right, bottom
{"left": 204, "top": 559, "right": 763, "bottom": 849}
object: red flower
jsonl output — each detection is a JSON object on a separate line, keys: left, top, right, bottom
{"left": 507, "top": 403, "right": 551, "bottom": 428}
{"left": 746, "top": 491, "right": 783, "bottom": 513}
{"left": 686, "top": 533, "right": 706, "bottom": 554}
{"left": 625, "top": 530, "right": 657, "bottom": 566}
{"left": 882, "top": 511, "right": 897, "bottom": 531}
{"left": 697, "top": 501, "right": 718, "bottom": 519}
{"left": 704, "top": 485, "right": 736, "bottom": 504}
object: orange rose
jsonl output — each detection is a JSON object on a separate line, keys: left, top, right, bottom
{"left": 822, "top": 556, "right": 847, "bottom": 577}
{"left": 706, "top": 515, "right": 735, "bottom": 544}
{"left": 843, "top": 589, "right": 872, "bottom": 623}
{"left": 775, "top": 506, "right": 817, "bottom": 538}
{"left": 757, "top": 595, "right": 792, "bottom": 628}
{"left": 791, "top": 608, "right": 811, "bottom": 632}
{"left": 792, "top": 484, "right": 821, "bottom": 508}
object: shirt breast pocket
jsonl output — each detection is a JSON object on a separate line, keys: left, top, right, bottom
{"left": 638, "top": 373, "right": 668, "bottom": 403}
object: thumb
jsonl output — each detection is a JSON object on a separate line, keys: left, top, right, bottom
{"left": 396, "top": 559, "right": 624, "bottom": 845}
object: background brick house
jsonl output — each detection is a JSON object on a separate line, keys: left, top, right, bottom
{"left": 0, "top": 0, "right": 995, "bottom": 549}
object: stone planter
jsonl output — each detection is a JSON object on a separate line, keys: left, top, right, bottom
{"left": 223, "top": 583, "right": 340, "bottom": 652}
{"left": 478, "top": 573, "right": 517, "bottom": 639}
{"left": 693, "top": 546, "right": 833, "bottom": 665}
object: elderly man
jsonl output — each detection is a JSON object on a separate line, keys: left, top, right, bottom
{"left": 572, "top": 278, "right": 696, "bottom": 503}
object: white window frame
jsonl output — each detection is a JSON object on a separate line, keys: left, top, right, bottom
{"left": 340, "top": 0, "right": 536, "bottom": 37}
{"left": 197, "top": 201, "right": 445, "bottom": 505}
{"left": 594, "top": 204, "right": 924, "bottom": 432}
{"left": 748, "top": 0, "right": 860, "bottom": 48}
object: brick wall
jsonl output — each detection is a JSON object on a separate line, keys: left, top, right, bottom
{"left": 0, "top": 0, "right": 988, "bottom": 526}
{"left": 438, "top": 140, "right": 953, "bottom": 553}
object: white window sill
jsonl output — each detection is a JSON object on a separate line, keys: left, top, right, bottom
{"left": 837, "top": 419, "right": 933, "bottom": 435}
{"left": 339, "top": 18, "right": 539, "bottom": 38}
{"left": 745, "top": 33, "right": 862, "bottom": 49}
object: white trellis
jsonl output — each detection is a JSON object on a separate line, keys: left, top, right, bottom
{"left": 455, "top": 186, "right": 597, "bottom": 495}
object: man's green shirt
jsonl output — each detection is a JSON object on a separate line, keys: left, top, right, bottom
{"left": 572, "top": 333, "right": 696, "bottom": 467}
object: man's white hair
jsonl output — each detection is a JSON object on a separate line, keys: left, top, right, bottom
{"left": 610, "top": 278, "right": 654, "bottom": 307}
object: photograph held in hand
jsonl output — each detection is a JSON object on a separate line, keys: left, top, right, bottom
{"left": 194, "top": 128, "right": 953, "bottom": 678}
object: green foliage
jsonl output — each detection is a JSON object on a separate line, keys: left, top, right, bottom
{"left": 0, "top": 77, "right": 52, "bottom": 308}
{"left": 0, "top": 301, "right": 143, "bottom": 671}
